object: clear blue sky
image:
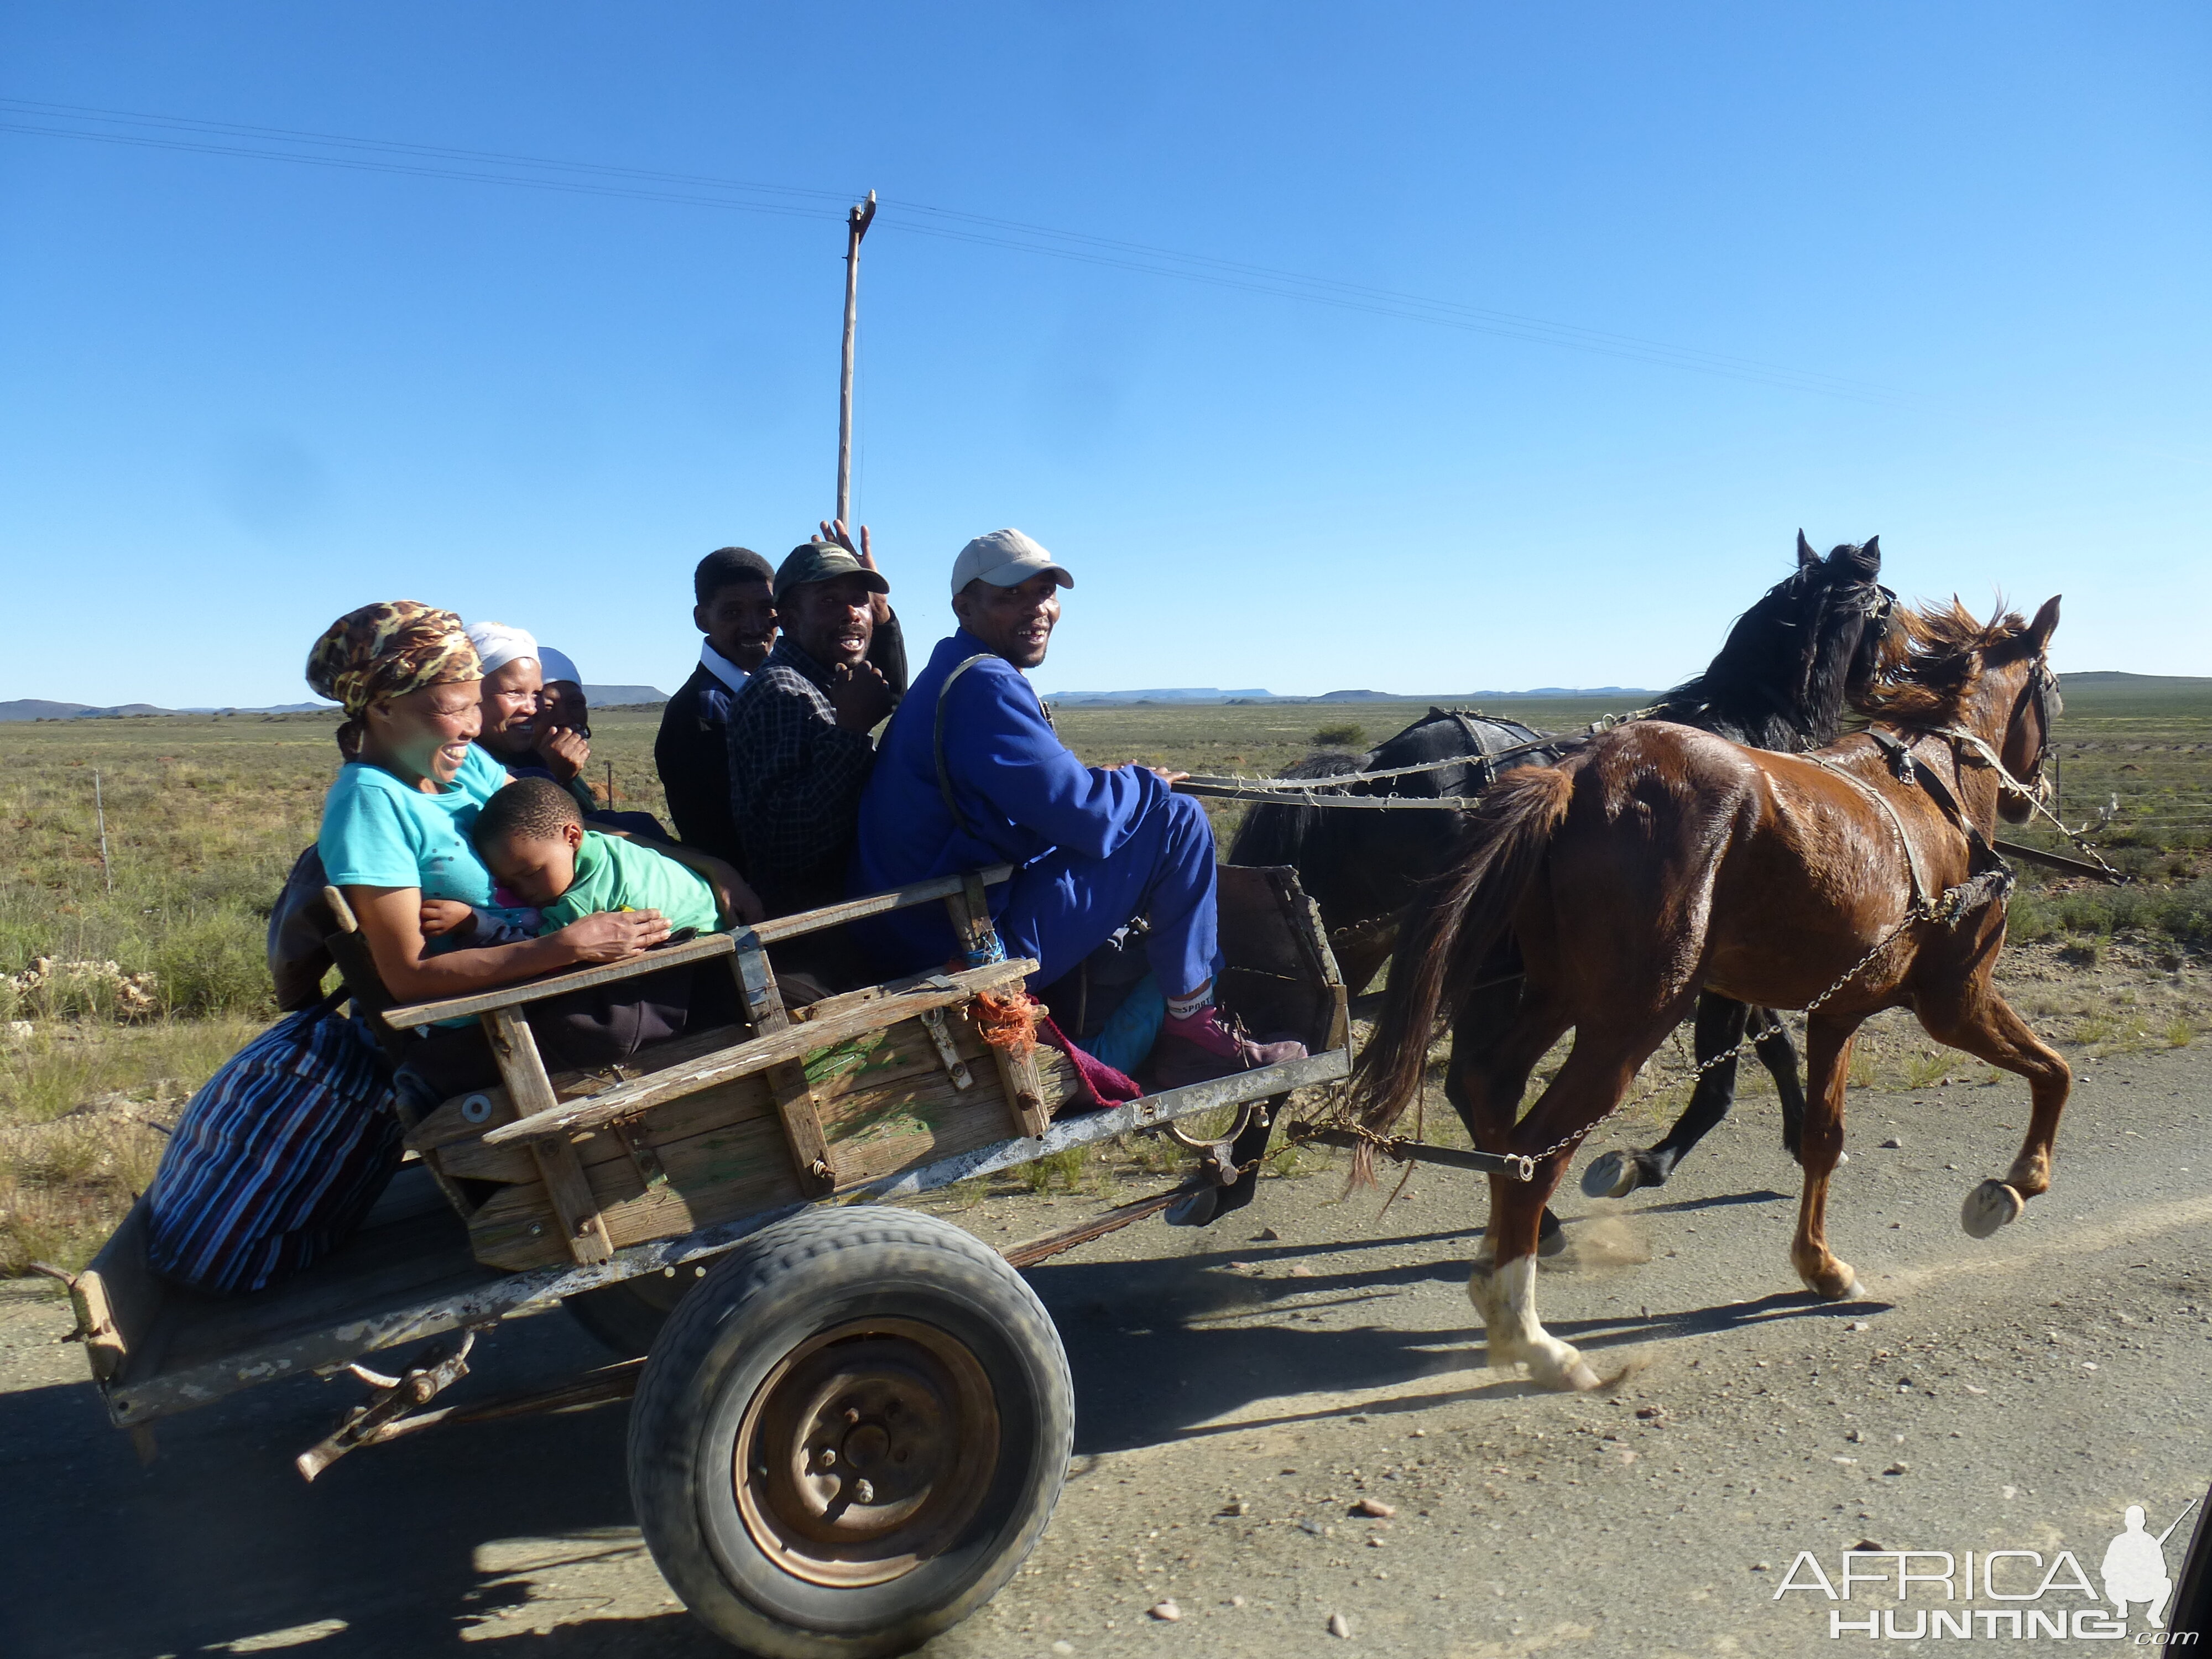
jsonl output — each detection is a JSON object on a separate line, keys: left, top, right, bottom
{"left": 3, "top": 4, "right": 2206, "bottom": 707}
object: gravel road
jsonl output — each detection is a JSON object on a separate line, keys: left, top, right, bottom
{"left": 5, "top": 1039, "right": 2208, "bottom": 1658}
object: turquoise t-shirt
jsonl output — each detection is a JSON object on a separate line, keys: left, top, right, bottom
{"left": 319, "top": 745, "right": 510, "bottom": 911}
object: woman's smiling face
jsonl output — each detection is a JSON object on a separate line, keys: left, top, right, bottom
{"left": 364, "top": 681, "right": 484, "bottom": 789}
{"left": 476, "top": 657, "right": 544, "bottom": 758}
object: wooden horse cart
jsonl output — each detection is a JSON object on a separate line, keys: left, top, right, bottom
{"left": 59, "top": 863, "right": 1353, "bottom": 1658}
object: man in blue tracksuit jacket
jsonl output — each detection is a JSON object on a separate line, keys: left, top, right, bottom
{"left": 851, "top": 529, "right": 1303, "bottom": 1090}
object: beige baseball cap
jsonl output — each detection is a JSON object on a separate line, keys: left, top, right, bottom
{"left": 950, "top": 529, "right": 1073, "bottom": 597}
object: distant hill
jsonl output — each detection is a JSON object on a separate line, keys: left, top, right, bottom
{"left": 2060, "top": 672, "right": 2212, "bottom": 687}
{"left": 1046, "top": 688, "right": 1274, "bottom": 706}
{"left": 1042, "top": 685, "right": 1657, "bottom": 708}
{"left": 1, "top": 689, "right": 666, "bottom": 721}
{"left": 0, "top": 698, "right": 342, "bottom": 721}
{"left": 0, "top": 700, "right": 99, "bottom": 721}
{"left": 0, "top": 699, "right": 179, "bottom": 721}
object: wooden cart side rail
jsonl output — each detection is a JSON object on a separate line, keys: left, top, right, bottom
{"left": 98, "top": 1042, "right": 1349, "bottom": 1430}
{"left": 479, "top": 958, "right": 1038, "bottom": 1146}
{"left": 381, "top": 932, "right": 739, "bottom": 1029}
{"left": 748, "top": 864, "right": 1013, "bottom": 944}
{"left": 377, "top": 865, "right": 1016, "bottom": 1030}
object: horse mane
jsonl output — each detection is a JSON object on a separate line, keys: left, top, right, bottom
{"left": 1859, "top": 597, "right": 2032, "bottom": 728}
{"left": 1647, "top": 539, "right": 1888, "bottom": 751}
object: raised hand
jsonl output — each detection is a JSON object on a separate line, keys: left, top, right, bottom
{"left": 538, "top": 723, "right": 591, "bottom": 784}
{"left": 822, "top": 518, "right": 891, "bottom": 625}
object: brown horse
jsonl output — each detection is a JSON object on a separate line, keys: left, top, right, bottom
{"left": 1352, "top": 596, "right": 2068, "bottom": 1390}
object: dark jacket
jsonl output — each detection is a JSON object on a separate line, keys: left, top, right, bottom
{"left": 724, "top": 637, "right": 884, "bottom": 916}
{"left": 655, "top": 613, "right": 907, "bottom": 874}
{"left": 655, "top": 661, "right": 743, "bottom": 867}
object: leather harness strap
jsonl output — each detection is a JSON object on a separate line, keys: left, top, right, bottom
{"left": 1808, "top": 744, "right": 1935, "bottom": 911}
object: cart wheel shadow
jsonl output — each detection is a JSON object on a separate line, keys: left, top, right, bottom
{"left": 0, "top": 1310, "right": 727, "bottom": 1659}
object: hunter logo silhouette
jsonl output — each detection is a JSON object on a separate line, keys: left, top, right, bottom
{"left": 2103, "top": 1499, "right": 2197, "bottom": 1630}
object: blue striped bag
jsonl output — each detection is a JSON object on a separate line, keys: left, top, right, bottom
{"left": 145, "top": 995, "right": 401, "bottom": 1295}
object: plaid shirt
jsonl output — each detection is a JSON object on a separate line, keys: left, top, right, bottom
{"left": 723, "top": 635, "right": 880, "bottom": 914}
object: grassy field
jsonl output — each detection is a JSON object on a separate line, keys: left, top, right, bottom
{"left": 2, "top": 674, "right": 2206, "bottom": 1274}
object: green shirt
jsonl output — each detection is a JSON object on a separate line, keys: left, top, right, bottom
{"left": 538, "top": 832, "right": 721, "bottom": 937}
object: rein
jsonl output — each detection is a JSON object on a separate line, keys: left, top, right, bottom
{"left": 1173, "top": 712, "right": 1622, "bottom": 813}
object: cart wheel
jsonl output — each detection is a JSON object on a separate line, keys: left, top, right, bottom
{"left": 628, "top": 1208, "right": 1073, "bottom": 1659}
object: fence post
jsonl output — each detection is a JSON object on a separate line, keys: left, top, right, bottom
{"left": 93, "top": 768, "right": 112, "bottom": 894}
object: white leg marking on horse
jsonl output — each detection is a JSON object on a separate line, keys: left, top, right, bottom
{"left": 1474, "top": 1254, "right": 1601, "bottom": 1392}
{"left": 1961, "top": 1178, "right": 2025, "bottom": 1239}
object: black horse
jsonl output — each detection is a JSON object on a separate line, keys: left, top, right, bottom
{"left": 1229, "top": 534, "right": 1898, "bottom": 1203}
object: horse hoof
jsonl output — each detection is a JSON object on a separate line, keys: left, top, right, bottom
{"left": 1163, "top": 1186, "right": 1219, "bottom": 1228}
{"left": 1529, "top": 1353, "right": 1603, "bottom": 1392}
{"left": 1961, "top": 1179, "right": 2025, "bottom": 1239}
{"left": 1798, "top": 1260, "right": 1863, "bottom": 1301}
{"left": 1581, "top": 1150, "right": 1640, "bottom": 1200}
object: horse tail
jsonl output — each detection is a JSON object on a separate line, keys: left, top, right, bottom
{"left": 1348, "top": 762, "right": 1575, "bottom": 1164}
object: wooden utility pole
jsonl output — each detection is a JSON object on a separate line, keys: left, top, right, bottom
{"left": 836, "top": 190, "right": 878, "bottom": 527}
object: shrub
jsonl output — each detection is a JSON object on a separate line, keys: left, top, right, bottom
{"left": 1313, "top": 723, "right": 1366, "bottom": 749}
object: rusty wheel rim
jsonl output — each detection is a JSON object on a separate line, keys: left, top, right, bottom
{"left": 733, "top": 1317, "right": 1000, "bottom": 1588}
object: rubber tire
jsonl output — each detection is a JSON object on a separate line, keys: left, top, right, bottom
{"left": 564, "top": 1272, "right": 695, "bottom": 1358}
{"left": 627, "top": 1208, "right": 1073, "bottom": 1659}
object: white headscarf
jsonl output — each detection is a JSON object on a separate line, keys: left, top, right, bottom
{"left": 464, "top": 622, "right": 539, "bottom": 677}
{"left": 536, "top": 646, "right": 581, "bottom": 687}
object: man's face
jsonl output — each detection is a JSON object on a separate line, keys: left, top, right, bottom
{"left": 783, "top": 575, "right": 877, "bottom": 669}
{"left": 697, "top": 580, "right": 778, "bottom": 671}
{"left": 477, "top": 658, "right": 544, "bottom": 757}
{"left": 954, "top": 573, "right": 1062, "bottom": 669}
{"left": 482, "top": 821, "right": 582, "bottom": 907}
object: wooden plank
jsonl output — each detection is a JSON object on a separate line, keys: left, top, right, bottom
{"left": 481, "top": 959, "right": 1036, "bottom": 1145}
{"left": 795, "top": 969, "right": 941, "bottom": 1025}
{"left": 767, "top": 1060, "right": 836, "bottom": 1194}
{"left": 466, "top": 1039, "right": 1081, "bottom": 1272}
{"left": 78, "top": 1199, "right": 164, "bottom": 1386}
{"left": 405, "top": 1023, "right": 750, "bottom": 1154}
{"left": 383, "top": 932, "right": 737, "bottom": 1028}
{"left": 436, "top": 1019, "right": 1013, "bottom": 1187}
{"left": 749, "top": 863, "right": 1013, "bottom": 943}
{"left": 487, "top": 1006, "right": 612, "bottom": 1265}
{"left": 468, "top": 1112, "right": 802, "bottom": 1271}
{"left": 989, "top": 1039, "right": 1050, "bottom": 1140}
{"left": 1216, "top": 863, "right": 1311, "bottom": 980}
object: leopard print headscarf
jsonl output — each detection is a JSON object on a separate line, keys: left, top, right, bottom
{"left": 306, "top": 601, "right": 483, "bottom": 718}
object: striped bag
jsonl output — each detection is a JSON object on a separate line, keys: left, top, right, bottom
{"left": 145, "top": 995, "right": 401, "bottom": 1295}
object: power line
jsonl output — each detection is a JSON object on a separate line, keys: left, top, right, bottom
{"left": 0, "top": 96, "right": 1908, "bottom": 405}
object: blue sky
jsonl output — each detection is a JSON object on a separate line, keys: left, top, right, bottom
{"left": 3, "top": 3, "right": 2206, "bottom": 706}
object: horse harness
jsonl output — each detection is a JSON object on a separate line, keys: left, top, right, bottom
{"left": 1802, "top": 651, "right": 2065, "bottom": 928}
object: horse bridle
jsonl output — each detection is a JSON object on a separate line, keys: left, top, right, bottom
{"left": 1949, "top": 651, "right": 2060, "bottom": 807}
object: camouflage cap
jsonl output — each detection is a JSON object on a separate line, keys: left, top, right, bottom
{"left": 774, "top": 539, "right": 890, "bottom": 604}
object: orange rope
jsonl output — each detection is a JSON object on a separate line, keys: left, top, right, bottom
{"left": 973, "top": 987, "right": 1041, "bottom": 1058}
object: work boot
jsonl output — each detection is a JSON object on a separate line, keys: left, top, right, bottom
{"left": 1143, "top": 1007, "right": 1306, "bottom": 1093}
